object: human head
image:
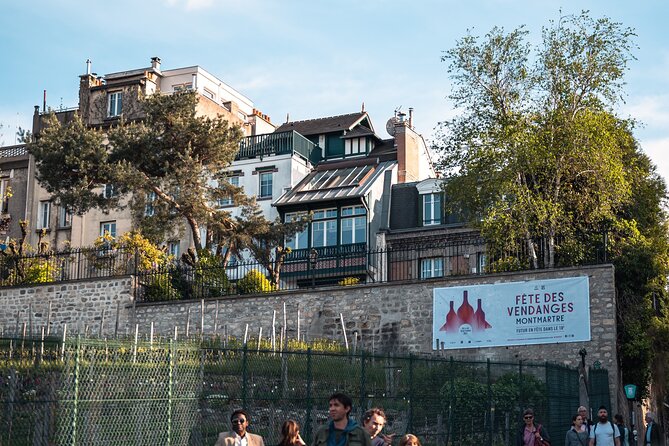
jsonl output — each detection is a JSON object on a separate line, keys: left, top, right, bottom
{"left": 573, "top": 414, "right": 584, "bottom": 428}
{"left": 614, "top": 414, "right": 624, "bottom": 425}
{"left": 230, "top": 409, "right": 250, "bottom": 436}
{"left": 399, "top": 434, "right": 421, "bottom": 446}
{"left": 281, "top": 420, "right": 301, "bottom": 445}
{"left": 523, "top": 408, "right": 535, "bottom": 425}
{"left": 597, "top": 406, "right": 608, "bottom": 423}
{"left": 329, "top": 393, "right": 353, "bottom": 421}
{"left": 645, "top": 412, "right": 655, "bottom": 423}
{"left": 578, "top": 406, "right": 588, "bottom": 420}
{"left": 363, "top": 408, "right": 387, "bottom": 439}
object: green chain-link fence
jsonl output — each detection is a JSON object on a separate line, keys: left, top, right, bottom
{"left": 0, "top": 336, "right": 602, "bottom": 446}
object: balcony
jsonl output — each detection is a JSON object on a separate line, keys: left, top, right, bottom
{"left": 237, "top": 131, "right": 322, "bottom": 165}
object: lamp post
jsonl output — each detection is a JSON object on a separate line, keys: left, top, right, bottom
{"left": 309, "top": 249, "right": 318, "bottom": 288}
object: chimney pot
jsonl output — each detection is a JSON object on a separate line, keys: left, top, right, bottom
{"left": 151, "top": 57, "right": 161, "bottom": 71}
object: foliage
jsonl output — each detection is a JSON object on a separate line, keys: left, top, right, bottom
{"left": 237, "top": 269, "right": 275, "bottom": 294}
{"left": 93, "top": 230, "right": 172, "bottom": 272}
{"left": 338, "top": 276, "right": 360, "bottom": 286}
{"left": 193, "top": 250, "right": 231, "bottom": 298}
{"left": 0, "top": 220, "right": 59, "bottom": 286}
{"left": 143, "top": 274, "right": 180, "bottom": 302}
{"left": 26, "top": 91, "right": 244, "bottom": 248}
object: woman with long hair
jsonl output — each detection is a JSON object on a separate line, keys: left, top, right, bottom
{"left": 398, "top": 434, "right": 421, "bottom": 446}
{"left": 279, "top": 420, "right": 306, "bottom": 446}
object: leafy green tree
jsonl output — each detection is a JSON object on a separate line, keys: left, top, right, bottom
{"left": 435, "top": 12, "right": 636, "bottom": 268}
{"left": 26, "top": 91, "right": 243, "bottom": 249}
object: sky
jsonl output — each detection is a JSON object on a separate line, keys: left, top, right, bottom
{"left": 1, "top": 0, "right": 668, "bottom": 180}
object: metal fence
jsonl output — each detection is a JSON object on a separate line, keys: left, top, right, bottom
{"left": 0, "top": 336, "right": 608, "bottom": 446}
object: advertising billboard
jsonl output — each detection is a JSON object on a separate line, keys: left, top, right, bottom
{"left": 432, "top": 276, "right": 590, "bottom": 350}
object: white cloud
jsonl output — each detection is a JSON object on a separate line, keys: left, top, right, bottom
{"left": 163, "top": 0, "right": 214, "bottom": 11}
{"left": 622, "top": 94, "right": 669, "bottom": 127}
{"left": 640, "top": 136, "right": 669, "bottom": 183}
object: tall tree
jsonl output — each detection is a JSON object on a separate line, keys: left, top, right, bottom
{"left": 27, "top": 91, "right": 243, "bottom": 249}
{"left": 435, "top": 12, "right": 637, "bottom": 268}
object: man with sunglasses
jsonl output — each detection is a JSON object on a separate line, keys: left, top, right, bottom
{"left": 215, "top": 409, "right": 266, "bottom": 446}
{"left": 516, "top": 408, "right": 550, "bottom": 446}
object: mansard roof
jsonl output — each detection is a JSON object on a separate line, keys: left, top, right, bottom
{"left": 275, "top": 112, "right": 373, "bottom": 136}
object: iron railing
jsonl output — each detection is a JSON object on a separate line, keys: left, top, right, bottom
{"left": 237, "top": 130, "right": 322, "bottom": 164}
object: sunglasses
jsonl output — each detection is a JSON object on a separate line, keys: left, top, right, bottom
{"left": 232, "top": 419, "right": 247, "bottom": 424}
{"left": 524, "top": 416, "right": 534, "bottom": 419}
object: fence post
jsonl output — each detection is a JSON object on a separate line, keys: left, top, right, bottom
{"left": 446, "top": 356, "right": 454, "bottom": 446}
{"left": 167, "top": 339, "right": 174, "bottom": 446}
{"left": 407, "top": 354, "right": 414, "bottom": 434}
{"left": 242, "top": 343, "right": 248, "bottom": 408}
{"left": 518, "top": 360, "right": 523, "bottom": 415}
{"left": 487, "top": 358, "right": 493, "bottom": 446}
{"left": 70, "top": 335, "right": 81, "bottom": 446}
{"left": 304, "top": 348, "right": 313, "bottom": 443}
{"left": 359, "top": 350, "right": 366, "bottom": 411}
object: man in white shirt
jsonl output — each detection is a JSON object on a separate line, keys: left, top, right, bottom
{"left": 215, "top": 409, "right": 265, "bottom": 446}
{"left": 589, "top": 406, "right": 620, "bottom": 446}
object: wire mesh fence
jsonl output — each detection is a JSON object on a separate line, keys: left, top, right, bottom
{"left": 0, "top": 336, "right": 605, "bottom": 446}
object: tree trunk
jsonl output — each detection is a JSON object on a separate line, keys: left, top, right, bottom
{"left": 186, "top": 216, "right": 202, "bottom": 250}
{"left": 525, "top": 232, "right": 538, "bottom": 269}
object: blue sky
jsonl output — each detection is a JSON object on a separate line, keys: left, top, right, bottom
{"left": 1, "top": 1, "right": 668, "bottom": 180}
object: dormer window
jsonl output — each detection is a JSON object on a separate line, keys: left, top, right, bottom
{"left": 107, "top": 91, "right": 123, "bottom": 118}
{"left": 344, "top": 137, "right": 367, "bottom": 157}
{"left": 422, "top": 193, "right": 442, "bottom": 225}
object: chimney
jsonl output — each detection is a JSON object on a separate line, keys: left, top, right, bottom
{"left": 191, "top": 73, "right": 197, "bottom": 90}
{"left": 408, "top": 107, "right": 414, "bottom": 128}
{"left": 151, "top": 57, "right": 161, "bottom": 71}
{"left": 394, "top": 113, "right": 420, "bottom": 183}
{"left": 86, "top": 58, "right": 92, "bottom": 75}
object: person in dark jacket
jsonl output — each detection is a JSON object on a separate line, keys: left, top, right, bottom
{"left": 517, "top": 408, "right": 551, "bottom": 446}
{"left": 566, "top": 414, "right": 590, "bottom": 446}
{"left": 644, "top": 412, "right": 664, "bottom": 446}
{"left": 312, "top": 393, "right": 371, "bottom": 446}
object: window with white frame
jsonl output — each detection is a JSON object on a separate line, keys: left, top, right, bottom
{"left": 168, "top": 241, "right": 180, "bottom": 258}
{"left": 344, "top": 137, "right": 367, "bottom": 156}
{"left": 203, "top": 88, "right": 215, "bottom": 100}
{"left": 100, "top": 221, "right": 117, "bottom": 238}
{"left": 145, "top": 192, "right": 156, "bottom": 216}
{"left": 422, "top": 193, "right": 442, "bottom": 225}
{"left": 0, "top": 178, "right": 9, "bottom": 213}
{"left": 421, "top": 257, "right": 444, "bottom": 279}
{"left": 107, "top": 91, "right": 123, "bottom": 117}
{"left": 38, "top": 201, "right": 50, "bottom": 229}
{"left": 285, "top": 212, "right": 309, "bottom": 250}
{"left": 312, "top": 208, "right": 337, "bottom": 247}
{"left": 219, "top": 175, "right": 239, "bottom": 206}
{"left": 173, "top": 83, "right": 193, "bottom": 92}
{"left": 259, "top": 172, "right": 273, "bottom": 198}
{"left": 103, "top": 184, "right": 116, "bottom": 199}
{"left": 341, "top": 205, "right": 366, "bottom": 244}
{"left": 58, "top": 205, "right": 72, "bottom": 228}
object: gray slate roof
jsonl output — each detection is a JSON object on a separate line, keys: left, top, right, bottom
{"left": 275, "top": 112, "right": 368, "bottom": 136}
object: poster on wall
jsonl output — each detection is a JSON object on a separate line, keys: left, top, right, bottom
{"left": 432, "top": 276, "right": 590, "bottom": 350}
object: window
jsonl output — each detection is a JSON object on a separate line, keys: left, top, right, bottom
{"left": 38, "top": 201, "right": 50, "bottom": 229}
{"left": 341, "top": 205, "right": 366, "bottom": 244}
{"left": 312, "top": 208, "right": 337, "bottom": 247}
{"left": 203, "top": 88, "right": 215, "bottom": 100}
{"left": 107, "top": 92, "right": 123, "bottom": 117}
{"left": 173, "top": 83, "right": 193, "bottom": 92}
{"left": 423, "top": 193, "right": 442, "bottom": 225}
{"left": 0, "top": 178, "right": 9, "bottom": 213}
{"left": 103, "top": 184, "right": 116, "bottom": 199}
{"left": 58, "top": 206, "right": 72, "bottom": 228}
{"left": 100, "top": 221, "right": 117, "bottom": 238}
{"left": 285, "top": 212, "right": 309, "bottom": 250}
{"left": 145, "top": 192, "right": 156, "bottom": 216}
{"left": 168, "top": 241, "right": 180, "bottom": 258}
{"left": 421, "top": 258, "right": 444, "bottom": 279}
{"left": 259, "top": 172, "right": 273, "bottom": 198}
{"left": 344, "top": 137, "right": 367, "bottom": 156}
{"left": 219, "top": 175, "right": 239, "bottom": 206}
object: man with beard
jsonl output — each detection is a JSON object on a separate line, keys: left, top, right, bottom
{"left": 312, "top": 393, "right": 371, "bottom": 446}
{"left": 362, "top": 408, "right": 395, "bottom": 446}
{"left": 215, "top": 409, "right": 266, "bottom": 446}
{"left": 589, "top": 406, "right": 620, "bottom": 446}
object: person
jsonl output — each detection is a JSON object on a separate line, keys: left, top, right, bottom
{"left": 398, "top": 434, "right": 421, "bottom": 446}
{"left": 215, "top": 409, "right": 266, "bottom": 446}
{"left": 279, "top": 420, "right": 306, "bottom": 446}
{"left": 579, "top": 406, "right": 593, "bottom": 434}
{"left": 312, "top": 392, "right": 372, "bottom": 446}
{"left": 644, "top": 412, "right": 664, "bottom": 446}
{"left": 362, "top": 408, "right": 394, "bottom": 446}
{"left": 566, "top": 414, "right": 591, "bottom": 446}
{"left": 516, "top": 408, "right": 551, "bottom": 446}
{"left": 613, "top": 414, "right": 630, "bottom": 446}
{"left": 589, "top": 406, "right": 620, "bottom": 446}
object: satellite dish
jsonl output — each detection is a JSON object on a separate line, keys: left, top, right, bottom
{"left": 386, "top": 117, "right": 399, "bottom": 136}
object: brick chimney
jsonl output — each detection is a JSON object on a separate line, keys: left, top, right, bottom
{"left": 394, "top": 114, "right": 421, "bottom": 183}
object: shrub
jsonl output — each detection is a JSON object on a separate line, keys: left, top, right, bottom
{"left": 338, "top": 276, "right": 360, "bottom": 286}
{"left": 143, "top": 273, "right": 180, "bottom": 302}
{"left": 237, "top": 269, "right": 275, "bottom": 294}
{"left": 193, "top": 251, "right": 230, "bottom": 298}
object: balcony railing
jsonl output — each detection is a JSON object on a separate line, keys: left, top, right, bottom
{"left": 237, "top": 131, "right": 322, "bottom": 164}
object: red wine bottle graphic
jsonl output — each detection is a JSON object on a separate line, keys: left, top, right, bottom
{"left": 474, "top": 298, "right": 493, "bottom": 331}
{"left": 440, "top": 300, "right": 461, "bottom": 332}
{"left": 456, "top": 290, "right": 474, "bottom": 326}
